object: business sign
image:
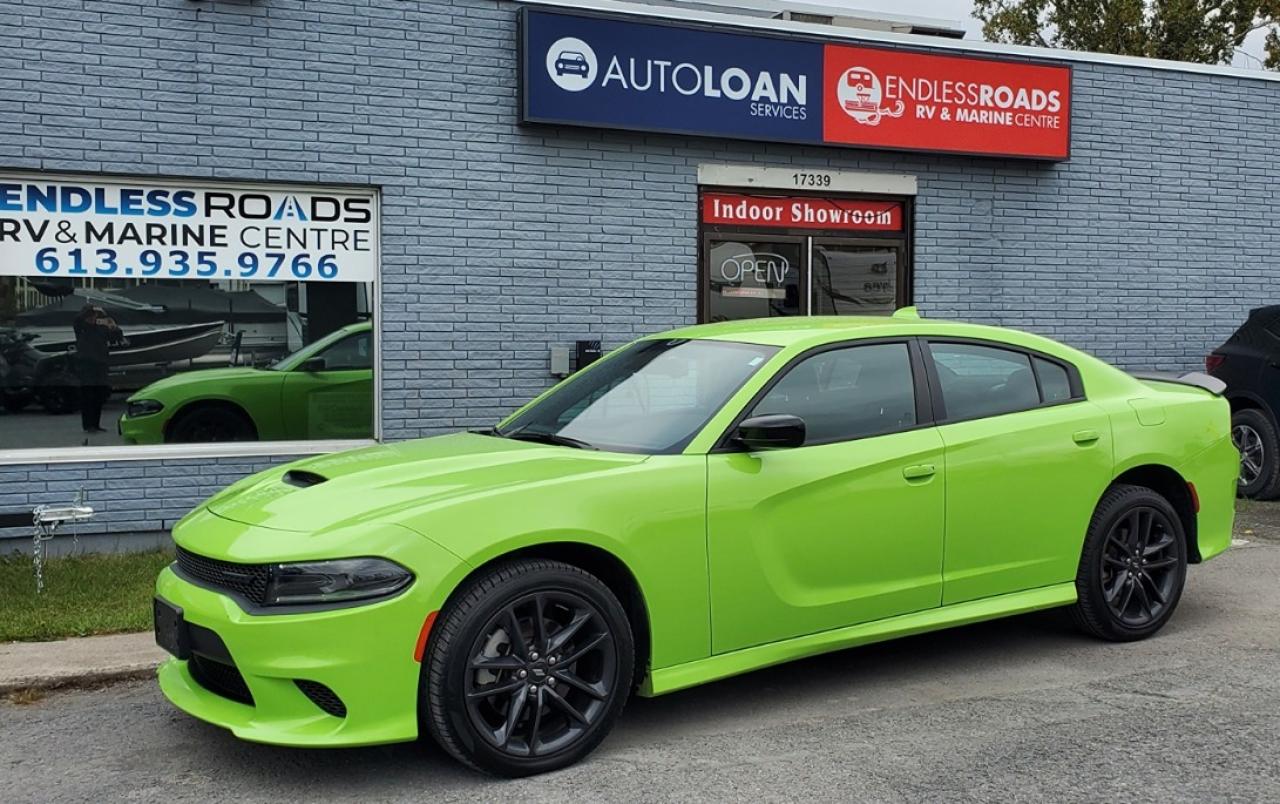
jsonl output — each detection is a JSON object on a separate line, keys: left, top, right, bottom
{"left": 521, "top": 9, "right": 1071, "bottom": 160}
{"left": 0, "top": 175, "right": 378, "bottom": 283}
{"left": 702, "top": 192, "right": 903, "bottom": 231}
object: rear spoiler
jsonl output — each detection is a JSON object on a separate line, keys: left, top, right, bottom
{"left": 1129, "top": 371, "right": 1226, "bottom": 396}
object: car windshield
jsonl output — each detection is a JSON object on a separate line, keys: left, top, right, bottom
{"left": 495, "top": 338, "right": 779, "bottom": 454}
{"left": 265, "top": 327, "right": 360, "bottom": 371}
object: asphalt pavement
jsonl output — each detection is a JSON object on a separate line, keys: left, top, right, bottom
{"left": 3, "top": 530, "right": 1279, "bottom": 802}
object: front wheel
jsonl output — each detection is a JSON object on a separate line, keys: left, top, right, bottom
{"left": 423, "top": 559, "right": 634, "bottom": 777}
{"left": 1071, "top": 484, "right": 1187, "bottom": 642}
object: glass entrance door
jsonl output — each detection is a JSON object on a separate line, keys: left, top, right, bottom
{"left": 810, "top": 240, "right": 903, "bottom": 316}
{"left": 704, "top": 237, "right": 804, "bottom": 323}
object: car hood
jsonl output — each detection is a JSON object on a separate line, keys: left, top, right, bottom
{"left": 203, "top": 432, "right": 650, "bottom": 533}
{"left": 130, "top": 366, "right": 274, "bottom": 399}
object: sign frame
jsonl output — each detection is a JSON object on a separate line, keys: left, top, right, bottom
{"left": 518, "top": 6, "right": 1074, "bottom": 161}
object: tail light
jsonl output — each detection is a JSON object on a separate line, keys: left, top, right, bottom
{"left": 1205, "top": 353, "right": 1225, "bottom": 373}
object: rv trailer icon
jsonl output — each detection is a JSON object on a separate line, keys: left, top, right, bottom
{"left": 837, "top": 67, "right": 905, "bottom": 126}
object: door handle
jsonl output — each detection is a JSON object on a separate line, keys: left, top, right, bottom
{"left": 902, "top": 464, "right": 936, "bottom": 480}
{"left": 1072, "top": 429, "right": 1101, "bottom": 445}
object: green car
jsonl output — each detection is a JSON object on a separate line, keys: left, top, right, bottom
{"left": 121, "top": 322, "right": 373, "bottom": 444}
{"left": 154, "top": 312, "right": 1236, "bottom": 776}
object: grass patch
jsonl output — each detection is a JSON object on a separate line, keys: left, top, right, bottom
{"left": 0, "top": 549, "right": 173, "bottom": 642}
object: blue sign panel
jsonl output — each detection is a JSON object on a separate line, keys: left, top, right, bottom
{"left": 522, "top": 9, "right": 824, "bottom": 144}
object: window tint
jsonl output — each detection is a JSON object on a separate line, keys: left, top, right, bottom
{"left": 931, "top": 343, "right": 1039, "bottom": 420}
{"left": 1033, "top": 357, "right": 1072, "bottom": 403}
{"left": 318, "top": 332, "right": 371, "bottom": 371}
{"left": 752, "top": 343, "right": 916, "bottom": 445}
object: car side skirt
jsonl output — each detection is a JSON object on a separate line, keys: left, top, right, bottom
{"left": 639, "top": 582, "right": 1077, "bottom": 697}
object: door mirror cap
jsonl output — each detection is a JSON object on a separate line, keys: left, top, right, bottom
{"left": 734, "top": 414, "right": 806, "bottom": 450}
{"left": 298, "top": 357, "right": 326, "bottom": 373}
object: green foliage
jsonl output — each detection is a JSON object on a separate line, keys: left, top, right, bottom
{"left": 0, "top": 549, "right": 173, "bottom": 641}
{"left": 974, "top": 0, "right": 1280, "bottom": 68}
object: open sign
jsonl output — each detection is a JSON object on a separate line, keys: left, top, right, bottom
{"left": 719, "top": 252, "right": 790, "bottom": 284}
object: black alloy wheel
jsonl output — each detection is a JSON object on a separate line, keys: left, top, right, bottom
{"left": 1071, "top": 484, "right": 1187, "bottom": 641}
{"left": 463, "top": 591, "right": 616, "bottom": 757}
{"left": 423, "top": 559, "right": 634, "bottom": 777}
{"left": 1099, "top": 506, "right": 1180, "bottom": 628}
{"left": 1231, "top": 408, "right": 1280, "bottom": 499}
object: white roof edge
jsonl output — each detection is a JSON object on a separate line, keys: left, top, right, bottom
{"left": 515, "top": 0, "right": 1280, "bottom": 85}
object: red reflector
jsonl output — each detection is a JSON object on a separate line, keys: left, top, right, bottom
{"left": 1205, "top": 354, "right": 1225, "bottom": 372}
{"left": 413, "top": 611, "right": 439, "bottom": 663}
{"left": 1187, "top": 482, "right": 1200, "bottom": 514}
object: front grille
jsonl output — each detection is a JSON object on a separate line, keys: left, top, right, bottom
{"left": 295, "top": 680, "right": 347, "bottom": 718}
{"left": 176, "top": 546, "right": 270, "bottom": 605}
{"left": 189, "top": 654, "right": 254, "bottom": 705}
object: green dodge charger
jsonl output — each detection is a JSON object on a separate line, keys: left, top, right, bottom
{"left": 121, "top": 322, "right": 373, "bottom": 444}
{"left": 154, "top": 312, "right": 1237, "bottom": 776}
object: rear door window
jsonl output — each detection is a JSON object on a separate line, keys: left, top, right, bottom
{"left": 929, "top": 342, "right": 1040, "bottom": 420}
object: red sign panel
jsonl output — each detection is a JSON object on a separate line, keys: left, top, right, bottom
{"left": 702, "top": 192, "right": 904, "bottom": 231}
{"left": 822, "top": 45, "right": 1072, "bottom": 159}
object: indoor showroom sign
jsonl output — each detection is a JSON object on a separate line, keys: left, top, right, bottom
{"left": 0, "top": 175, "right": 378, "bottom": 283}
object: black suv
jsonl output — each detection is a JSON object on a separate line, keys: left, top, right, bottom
{"left": 1207, "top": 306, "right": 1280, "bottom": 498}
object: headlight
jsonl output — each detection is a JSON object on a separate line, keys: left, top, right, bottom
{"left": 126, "top": 399, "right": 164, "bottom": 418}
{"left": 263, "top": 557, "right": 413, "bottom": 606}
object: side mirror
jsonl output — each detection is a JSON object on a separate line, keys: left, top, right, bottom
{"left": 298, "top": 357, "right": 326, "bottom": 373}
{"left": 733, "top": 414, "right": 806, "bottom": 451}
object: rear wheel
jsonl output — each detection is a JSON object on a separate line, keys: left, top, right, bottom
{"left": 166, "top": 404, "right": 257, "bottom": 443}
{"left": 1071, "top": 484, "right": 1187, "bottom": 642}
{"left": 1232, "top": 408, "right": 1280, "bottom": 499}
{"left": 423, "top": 559, "right": 634, "bottom": 777}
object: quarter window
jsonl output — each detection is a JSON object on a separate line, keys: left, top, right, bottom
{"left": 1033, "top": 356, "right": 1072, "bottom": 403}
{"left": 751, "top": 342, "right": 917, "bottom": 445}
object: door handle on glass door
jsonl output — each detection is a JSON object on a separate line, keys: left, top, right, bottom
{"left": 902, "top": 464, "right": 936, "bottom": 481}
{"left": 1072, "top": 429, "right": 1101, "bottom": 445}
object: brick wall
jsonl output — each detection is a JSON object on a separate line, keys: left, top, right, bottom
{"left": 1, "top": 0, "right": 1278, "bottom": 536}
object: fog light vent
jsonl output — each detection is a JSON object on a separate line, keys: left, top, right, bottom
{"left": 295, "top": 679, "right": 347, "bottom": 718}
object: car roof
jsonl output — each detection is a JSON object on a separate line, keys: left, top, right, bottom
{"left": 655, "top": 315, "right": 1064, "bottom": 352}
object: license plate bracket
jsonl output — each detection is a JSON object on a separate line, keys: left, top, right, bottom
{"left": 153, "top": 597, "right": 191, "bottom": 660}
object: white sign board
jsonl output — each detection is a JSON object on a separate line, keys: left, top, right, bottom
{"left": 0, "top": 174, "right": 378, "bottom": 283}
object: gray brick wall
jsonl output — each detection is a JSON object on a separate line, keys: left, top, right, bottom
{"left": 2, "top": 0, "right": 1278, "bottom": 537}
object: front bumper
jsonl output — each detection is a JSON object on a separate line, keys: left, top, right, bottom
{"left": 154, "top": 523, "right": 467, "bottom": 747}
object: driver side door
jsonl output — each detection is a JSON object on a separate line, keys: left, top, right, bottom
{"left": 706, "top": 340, "right": 946, "bottom": 654}
{"left": 280, "top": 330, "right": 374, "bottom": 439}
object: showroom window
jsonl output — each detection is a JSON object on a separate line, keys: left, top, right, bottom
{"left": 699, "top": 189, "right": 911, "bottom": 323}
{"left": 0, "top": 175, "right": 379, "bottom": 460}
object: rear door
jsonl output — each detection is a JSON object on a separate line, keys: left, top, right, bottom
{"left": 923, "top": 340, "right": 1113, "bottom": 604}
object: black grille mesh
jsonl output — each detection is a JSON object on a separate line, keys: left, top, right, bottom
{"left": 295, "top": 680, "right": 348, "bottom": 718}
{"left": 189, "top": 655, "right": 254, "bottom": 705}
{"left": 176, "top": 547, "right": 270, "bottom": 605}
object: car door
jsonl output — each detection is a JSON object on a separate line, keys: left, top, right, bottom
{"left": 923, "top": 340, "right": 1114, "bottom": 605}
{"left": 280, "top": 330, "right": 374, "bottom": 440}
{"left": 706, "top": 340, "right": 945, "bottom": 654}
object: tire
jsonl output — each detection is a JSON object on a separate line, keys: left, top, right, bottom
{"left": 423, "top": 559, "right": 634, "bottom": 777}
{"left": 1071, "top": 484, "right": 1188, "bottom": 642}
{"left": 2, "top": 392, "right": 30, "bottom": 413}
{"left": 1232, "top": 408, "right": 1280, "bottom": 499}
{"left": 166, "top": 404, "right": 257, "bottom": 443}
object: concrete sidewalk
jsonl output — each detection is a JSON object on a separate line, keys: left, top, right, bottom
{"left": 0, "top": 631, "right": 164, "bottom": 694}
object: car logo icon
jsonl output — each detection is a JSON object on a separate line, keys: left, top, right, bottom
{"left": 546, "top": 37, "right": 597, "bottom": 92}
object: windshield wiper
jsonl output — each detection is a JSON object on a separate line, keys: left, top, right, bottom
{"left": 501, "top": 428, "right": 597, "bottom": 450}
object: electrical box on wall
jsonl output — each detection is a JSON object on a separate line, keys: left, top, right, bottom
{"left": 549, "top": 340, "right": 603, "bottom": 378}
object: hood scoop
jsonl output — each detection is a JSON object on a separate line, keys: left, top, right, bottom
{"left": 282, "top": 469, "right": 328, "bottom": 488}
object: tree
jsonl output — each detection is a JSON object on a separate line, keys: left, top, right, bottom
{"left": 973, "top": 0, "right": 1280, "bottom": 69}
